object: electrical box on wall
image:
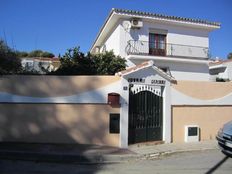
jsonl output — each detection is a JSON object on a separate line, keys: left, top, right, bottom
{"left": 109, "top": 113, "right": 120, "bottom": 134}
{"left": 107, "top": 93, "right": 120, "bottom": 107}
{"left": 184, "top": 125, "right": 200, "bottom": 142}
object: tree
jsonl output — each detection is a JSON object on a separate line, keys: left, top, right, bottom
{"left": 27, "top": 50, "right": 54, "bottom": 58}
{"left": 92, "top": 51, "right": 126, "bottom": 75}
{"left": 0, "top": 39, "right": 22, "bottom": 74}
{"left": 28, "top": 50, "right": 44, "bottom": 57}
{"left": 227, "top": 52, "right": 232, "bottom": 59}
{"left": 52, "top": 47, "right": 96, "bottom": 75}
{"left": 15, "top": 51, "right": 28, "bottom": 58}
{"left": 51, "top": 47, "right": 126, "bottom": 75}
{"left": 41, "top": 51, "right": 54, "bottom": 58}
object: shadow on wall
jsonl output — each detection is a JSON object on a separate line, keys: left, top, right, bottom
{"left": 0, "top": 75, "right": 119, "bottom": 145}
{"left": 0, "top": 75, "right": 118, "bottom": 97}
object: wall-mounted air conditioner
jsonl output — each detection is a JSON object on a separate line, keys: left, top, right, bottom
{"left": 131, "top": 19, "right": 143, "bottom": 29}
{"left": 184, "top": 125, "right": 200, "bottom": 143}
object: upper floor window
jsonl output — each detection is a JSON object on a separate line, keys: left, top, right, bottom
{"left": 149, "top": 33, "right": 166, "bottom": 56}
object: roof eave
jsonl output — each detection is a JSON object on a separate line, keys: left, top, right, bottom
{"left": 113, "top": 8, "right": 221, "bottom": 28}
{"left": 90, "top": 9, "right": 116, "bottom": 53}
{"left": 116, "top": 60, "right": 176, "bottom": 83}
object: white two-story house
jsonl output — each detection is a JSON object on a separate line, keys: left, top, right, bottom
{"left": 88, "top": 9, "right": 227, "bottom": 148}
{"left": 90, "top": 8, "right": 220, "bottom": 81}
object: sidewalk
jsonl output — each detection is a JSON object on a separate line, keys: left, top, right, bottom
{"left": 129, "top": 140, "right": 218, "bottom": 159}
{"left": 0, "top": 140, "right": 218, "bottom": 164}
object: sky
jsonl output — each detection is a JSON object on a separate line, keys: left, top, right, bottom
{"left": 0, "top": 0, "right": 231, "bottom": 59}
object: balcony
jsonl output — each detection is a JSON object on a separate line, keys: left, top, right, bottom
{"left": 127, "top": 40, "right": 209, "bottom": 59}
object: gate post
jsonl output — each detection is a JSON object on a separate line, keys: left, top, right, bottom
{"left": 119, "top": 79, "right": 129, "bottom": 148}
{"left": 163, "top": 81, "right": 172, "bottom": 143}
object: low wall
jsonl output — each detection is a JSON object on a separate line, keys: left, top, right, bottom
{"left": 172, "top": 106, "right": 232, "bottom": 143}
{"left": 0, "top": 104, "right": 119, "bottom": 146}
{"left": 171, "top": 81, "right": 232, "bottom": 143}
{"left": 0, "top": 75, "right": 121, "bottom": 103}
{"left": 172, "top": 81, "right": 232, "bottom": 100}
{"left": 0, "top": 76, "right": 121, "bottom": 146}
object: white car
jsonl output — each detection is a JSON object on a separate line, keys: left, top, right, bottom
{"left": 216, "top": 120, "right": 232, "bottom": 156}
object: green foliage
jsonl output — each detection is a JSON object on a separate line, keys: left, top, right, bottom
{"left": 16, "top": 49, "right": 54, "bottom": 58}
{"left": 41, "top": 51, "right": 54, "bottom": 58}
{"left": 92, "top": 51, "right": 126, "bottom": 75}
{"left": 52, "top": 47, "right": 96, "bottom": 75}
{"left": 216, "top": 77, "right": 229, "bottom": 82}
{"left": 0, "top": 39, "right": 22, "bottom": 74}
{"left": 0, "top": 40, "right": 126, "bottom": 75}
{"left": 51, "top": 47, "right": 126, "bottom": 75}
{"left": 227, "top": 52, "right": 232, "bottom": 59}
{"left": 16, "top": 51, "right": 28, "bottom": 58}
{"left": 28, "top": 50, "right": 43, "bottom": 57}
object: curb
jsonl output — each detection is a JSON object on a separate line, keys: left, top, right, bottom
{"left": 141, "top": 147, "right": 218, "bottom": 160}
{"left": 0, "top": 146, "right": 218, "bottom": 164}
{"left": 0, "top": 150, "right": 138, "bottom": 164}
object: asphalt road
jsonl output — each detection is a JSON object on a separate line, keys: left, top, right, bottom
{"left": 0, "top": 149, "right": 231, "bottom": 174}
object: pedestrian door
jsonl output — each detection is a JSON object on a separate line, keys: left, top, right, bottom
{"left": 128, "top": 84, "right": 163, "bottom": 144}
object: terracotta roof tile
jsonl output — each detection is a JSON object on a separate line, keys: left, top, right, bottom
{"left": 33, "top": 57, "right": 60, "bottom": 62}
{"left": 116, "top": 61, "right": 152, "bottom": 76}
{"left": 209, "top": 59, "right": 232, "bottom": 66}
{"left": 116, "top": 60, "right": 176, "bottom": 83}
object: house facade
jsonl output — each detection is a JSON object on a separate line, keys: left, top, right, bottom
{"left": 91, "top": 8, "right": 220, "bottom": 81}
{"left": 209, "top": 59, "right": 232, "bottom": 81}
{"left": 21, "top": 57, "right": 60, "bottom": 74}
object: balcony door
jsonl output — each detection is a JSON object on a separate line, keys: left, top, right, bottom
{"left": 149, "top": 33, "right": 166, "bottom": 56}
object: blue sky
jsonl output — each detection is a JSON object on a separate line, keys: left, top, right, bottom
{"left": 1, "top": 0, "right": 231, "bottom": 59}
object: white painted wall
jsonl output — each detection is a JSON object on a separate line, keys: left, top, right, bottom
{"left": 99, "top": 18, "right": 212, "bottom": 81}
{"left": 100, "top": 21, "right": 121, "bottom": 55}
{"left": 99, "top": 18, "right": 210, "bottom": 60}
{"left": 119, "top": 78, "right": 129, "bottom": 148}
{"left": 163, "top": 81, "right": 171, "bottom": 143}
{"left": 128, "top": 58, "right": 210, "bottom": 81}
{"left": 0, "top": 81, "right": 121, "bottom": 104}
{"left": 171, "top": 87, "right": 232, "bottom": 106}
{"left": 226, "top": 62, "right": 232, "bottom": 80}
{"left": 118, "top": 20, "right": 209, "bottom": 58}
{"left": 166, "top": 62, "right": 209, "bottom": 81}
{"left": 210, "top": 62, "right": 232, "bottom": 81}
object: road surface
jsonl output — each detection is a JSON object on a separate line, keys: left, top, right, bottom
{"left": 0, "top": 149, "right": 231, "bottom": 174}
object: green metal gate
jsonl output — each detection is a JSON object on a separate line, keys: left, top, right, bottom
{"left": 128, "top": 85, "right": 163, "bottom": 144}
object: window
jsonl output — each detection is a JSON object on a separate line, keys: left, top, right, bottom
{"left": 149, "top": 33, "right": 166, "bottom": 56}
{"left": 25, "top": 62, "right": 33, "bottom": 67}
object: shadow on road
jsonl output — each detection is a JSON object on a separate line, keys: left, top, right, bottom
{"left": 205, "top": 155, "right": 229, "bottom": 174}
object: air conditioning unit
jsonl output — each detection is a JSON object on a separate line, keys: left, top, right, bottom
{"left": 184, "top": 125, "right": 200, "bottom": 143}
{"left": 131, "top": 19, "right": 143, "bottom": 28}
